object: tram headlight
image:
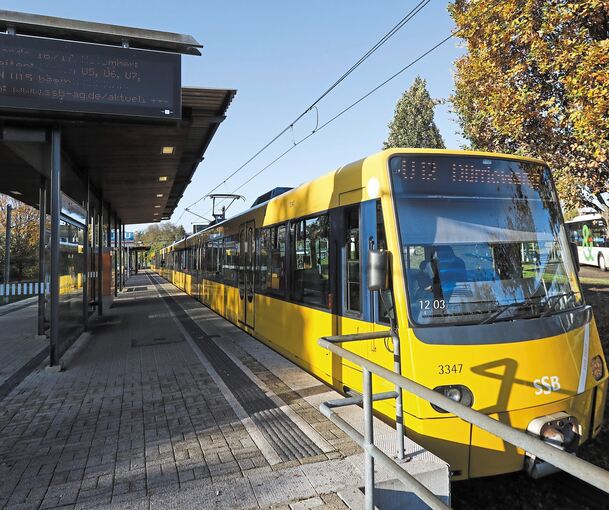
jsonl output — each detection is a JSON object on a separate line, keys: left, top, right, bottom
{"left": 591, "top": 355, "right": 605, "bottom": 381}
{"left": 431, "top": 385, "right": 474, "bottom": 413}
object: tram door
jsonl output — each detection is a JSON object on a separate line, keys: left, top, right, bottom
{"left": 239, "top": 221, "right": 256, "bottom": 328}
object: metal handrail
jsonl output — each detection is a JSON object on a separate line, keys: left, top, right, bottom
{"left": 324, "top": 330, "right": 406, "bottom": 461}
{"left": 319, "top": 397, "right": 450, "bottom": 510}
{"left": 318, "top": 331, "right": 609, "bottom": 509}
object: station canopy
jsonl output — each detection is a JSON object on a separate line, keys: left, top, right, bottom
{"left": 0, "top": 10, "right": 236, "bottom": 224}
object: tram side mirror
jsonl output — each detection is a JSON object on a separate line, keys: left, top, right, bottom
{"left": 367, "top": 249, "right": 389, "bottom": 291}
{"left": 569, "top": 241, "right": 580, "bottom": 272}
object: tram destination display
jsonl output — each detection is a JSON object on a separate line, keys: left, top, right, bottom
{"left": 0, "top": 34, "right": 181, "bottom": 119}
{"left": 390, "top": 155, "right": 547, "bottom": 197}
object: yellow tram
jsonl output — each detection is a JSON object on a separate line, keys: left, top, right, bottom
{"left": 153, "top": 149, "right": 608, "bottom": 479}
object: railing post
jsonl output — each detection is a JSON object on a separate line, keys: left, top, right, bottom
{"left": 363, "top": 368, "right": 375, "bottom": 510}
{"left": 392, "top": 329, "right": 405, "bottom": 460}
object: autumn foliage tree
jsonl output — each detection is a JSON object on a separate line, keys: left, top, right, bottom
{"left": 0, "top": 194, "right": 40, "bottom": 282}
{"left": 449, "top": 0, "right": 609, "bottom": 222}
{"left": 384, "top": 76, "right": 445, "bottom": 149}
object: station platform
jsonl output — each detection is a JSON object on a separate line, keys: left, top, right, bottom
{"left": 0, "top": 270, "right": 448, "bottom": 510}
{"left": 0, "top": 298, "right": 47, "bottom": 396}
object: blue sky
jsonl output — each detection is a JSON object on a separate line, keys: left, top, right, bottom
{"left": 5, "top": 1, "right": 467, "bottom": 229}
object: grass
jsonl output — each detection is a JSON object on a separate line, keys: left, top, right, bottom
{"left": 580, "top": 276, "right": 609, "bottom": 286}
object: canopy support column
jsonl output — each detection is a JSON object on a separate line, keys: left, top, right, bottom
{"left": 49, "top": 127, "right": 61, "bottom": 368}
{"left": 83, "top": 171, "right": 89, "bottom": 331}
{"left": 37, "top": 176, "right": 46, "bottom": 336}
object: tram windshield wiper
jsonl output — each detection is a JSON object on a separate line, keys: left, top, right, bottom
{"left": 479, "top": 300, "right": 534, "bottom": 325}
{"left": 480, "top": 291, "right": 579, "bottom": 325}
{"left": 540, "top": 291, "right": 578, "bottom": 317}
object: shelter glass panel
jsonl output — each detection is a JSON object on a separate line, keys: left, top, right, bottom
{"left": 58, "top": 219, "right": 84, "bottom": 356}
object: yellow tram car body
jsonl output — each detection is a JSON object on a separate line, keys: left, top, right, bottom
{"left": 153, "top": 149, "right": 608, "bottom": 480}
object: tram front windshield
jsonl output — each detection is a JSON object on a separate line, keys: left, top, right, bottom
{"left": 389, "top": 155, "right": 583, "bottom": 326}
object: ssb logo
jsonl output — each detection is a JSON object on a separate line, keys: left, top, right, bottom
{"left": 533, "top": 375, "right": 561, "bottom": 395}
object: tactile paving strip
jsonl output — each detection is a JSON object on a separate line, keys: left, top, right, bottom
{"left": 148, "top": 274, "right": 323, "bottom": 462}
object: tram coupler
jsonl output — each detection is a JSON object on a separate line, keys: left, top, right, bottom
{"left": 525, "top": 412, "right": 580, "bottom": 478}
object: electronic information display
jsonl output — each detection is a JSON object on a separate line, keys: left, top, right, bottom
{"left": 389, "top": 155, "right": 548, "bottom": 198}
{"left": 0, "top": 34, "right": 181, "bottom": 119}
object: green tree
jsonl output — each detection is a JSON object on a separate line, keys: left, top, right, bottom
{"left": 136, "top": 223, "right": 186, "bottom": 258}
{"left": 383, "top": 76, "right": 445, "bottom": 149}
{"left": 449, "top": 0, "right": 609, "bottom": 229}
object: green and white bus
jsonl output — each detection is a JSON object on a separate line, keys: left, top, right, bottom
{"left": 566, "top": 213, "right": 609, "bottom": 271}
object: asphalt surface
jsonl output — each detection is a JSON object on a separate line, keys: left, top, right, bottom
{"left": 579, "top": 266, "right": 609, "bottom": 279}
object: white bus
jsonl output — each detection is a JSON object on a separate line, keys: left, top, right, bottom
{"left": 565, "top": 213, "right": 609, "bottom": 271}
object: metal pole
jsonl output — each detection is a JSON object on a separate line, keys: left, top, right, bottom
{"left": 91, "top": 205, "right": 95, "bottom": 309}
{"left": 4, "top": 203, "right": 12, "bottom": 304}
{"left": 83, "top": 173, "right": 89, "bottom": 331}
{"left": 392, "top": 329, "right": 405, "bottom": 460}
{"left": 38, "top": 178, "right": 46, "bottom": 336}
{"left": 319, "top": 403, "right": 451, "bottom": 510}
{"left": 117, "top": 221, "right": 121, "bottom": 291}
{"left": 120, "top": 223, "right": 124, "bottom": 289}
{"left": 107, "top": 204, "right": 112, "bottom": 302}
{"left": 49, "top": 127, "right": 61, "bottom": 367}
{"left": 97, "top": 201, "right": 103, "bottom": 316}
{"left": 114, "top": 214, "right": 118, "bottom": 297}
{"left": 363, "top": 368, "right": 375, "bottom": 510}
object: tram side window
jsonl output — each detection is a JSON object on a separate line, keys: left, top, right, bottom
{"left": 376, "top": 201, "right": 394, "bottom": 324}
{"left": 345, "top": 206, "right": 361, "bottom": 314}
{"left": 212, "top": 237, "right": 224, "bottom": 281}
{"left": 271, "top": 225, "right": 287, "bottom": 295}
{"left": 224, "top": 235, "right": 239, "bottom": 285}
{"left": 291, "top": 215, "right": 330, "bottom": 307}
{"left": 204, "top": 239, "right": 213, "bottom": 278}
{"left": 258, "top": 225, "right": 287, "bottom": 296}
{"left": 257, "top": 228, "right": 270, "bottom": 293}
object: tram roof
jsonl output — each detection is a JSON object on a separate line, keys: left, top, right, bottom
{"left": 161, "top": 148, "right": 549, "bottom": 252}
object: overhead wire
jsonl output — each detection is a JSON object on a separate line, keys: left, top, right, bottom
{"left": 176, "top": 0, "right": 433, "bottom": 221}
{"left": 213, "top": 0, "right": 505, "bottom": 204}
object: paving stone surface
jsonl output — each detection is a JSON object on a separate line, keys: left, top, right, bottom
{"left": 0, "top": 272, "right": 354, "bottom": 509}
{"left": 0, "top": 299, "right": 47, "bottom": 387}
